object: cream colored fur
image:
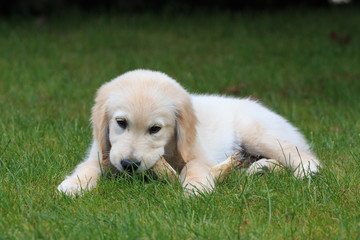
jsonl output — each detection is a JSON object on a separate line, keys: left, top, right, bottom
{"left": 57, "top": 69, "right": 321, "bottom": 196}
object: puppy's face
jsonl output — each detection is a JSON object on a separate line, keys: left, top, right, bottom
{"left": 107, "top": 89, "right": 177, "bottom": 173}
{"left": 92, "top": 70, "right": 198, "bottom": 173}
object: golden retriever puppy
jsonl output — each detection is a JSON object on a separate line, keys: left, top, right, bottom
{"left": 58, "top": 69, "right": 321, "bottom": 196}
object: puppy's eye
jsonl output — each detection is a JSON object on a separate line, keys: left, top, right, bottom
{"left": 149, "top": 126, "right": 161, "bottom": 134}
{"left": 116, "top": 119, "right": 128, "bottom": 129}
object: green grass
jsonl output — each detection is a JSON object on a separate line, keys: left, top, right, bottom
{"left": 1, "top": 7, "right": 360, "bottom": 239}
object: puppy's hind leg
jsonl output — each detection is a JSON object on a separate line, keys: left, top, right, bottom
{"left": 238, "top": 120, "right": 321, "bottom": 178}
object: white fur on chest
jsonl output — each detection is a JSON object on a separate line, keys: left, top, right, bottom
{"left": 191, "top": 95, "right": 242, "bottom": 165}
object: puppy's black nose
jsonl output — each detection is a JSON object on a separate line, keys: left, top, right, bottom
{"left": 121, "top": 159, "right": 140, "bottom": 172}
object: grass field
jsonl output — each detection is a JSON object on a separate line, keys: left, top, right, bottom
{"left": 1, "top": 6, "right": 360, "bottom": 239}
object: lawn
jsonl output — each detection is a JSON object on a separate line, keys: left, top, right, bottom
{"left": 1, "top": 6, "right": 360, "bottom": 239}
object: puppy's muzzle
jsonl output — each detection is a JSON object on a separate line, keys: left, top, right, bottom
{"left": 121, "top": 159, "right": 141, "bottom": 172}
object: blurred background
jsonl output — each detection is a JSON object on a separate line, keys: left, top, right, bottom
{"left": 0, "top": 0, "right": 356, "bottom": 16}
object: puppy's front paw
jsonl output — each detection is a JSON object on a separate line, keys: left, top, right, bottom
{"left": 57, "top": 177, "right": 97, "bottom": 196}
{"left": 182, "top": 178, "right": 215, "bottom": 197}
{"left": 246, "top": 158, "right": 281, "bottom": 176}
{"left": 294, "top": 161, "right": 320, "bottom": 178}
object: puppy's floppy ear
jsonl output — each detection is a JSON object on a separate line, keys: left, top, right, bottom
{"left": 91, "top": 85, "right": 111, "bottom": 168}
{"left": 176, "top": 97, "right": 198, "bottom": 163}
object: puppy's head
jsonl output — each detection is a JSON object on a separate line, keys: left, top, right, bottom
{"left": 91, "top": 70, "right": 197, "bottom": 173}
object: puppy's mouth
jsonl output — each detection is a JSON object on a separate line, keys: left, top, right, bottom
{"left": 118, "top": 158, "right": 143, "bottom": 173}
{"left": 111, "top": 155, "right": 161, "bottom": 174}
